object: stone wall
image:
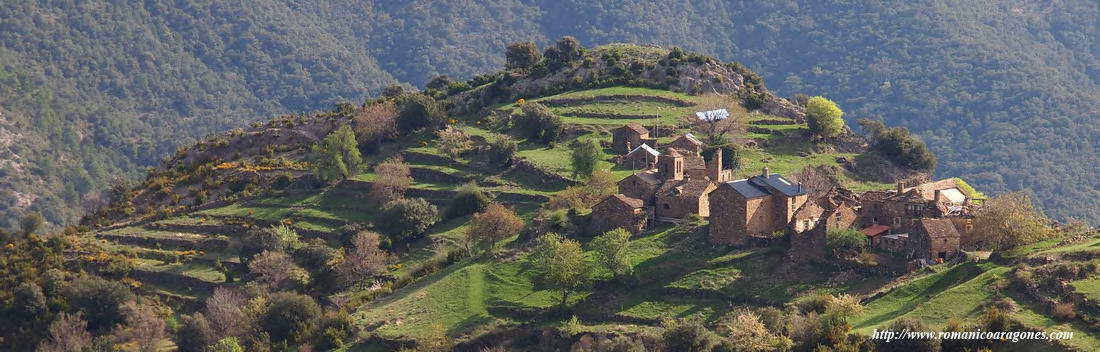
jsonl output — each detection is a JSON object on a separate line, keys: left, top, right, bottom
{"left": 590, "top": 201, "right": 647, "bottom": 235}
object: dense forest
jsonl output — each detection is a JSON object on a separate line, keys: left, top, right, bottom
{"left": 1, "top": 0, "right": 1097, "bottom": 230}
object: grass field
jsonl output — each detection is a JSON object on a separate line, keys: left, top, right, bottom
{"left": 852, "top": 263, "right": 1004, "bottom": 333}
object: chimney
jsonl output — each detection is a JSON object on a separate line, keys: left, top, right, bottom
{"left": 799, "top": 182, "right": 803, "bottom": 193}
{"left": 896, "top": 181, "right": 905, "bottom": 193}
{"left": 708, "top": 148, "right": 723, "bottom": 181}
{"left": 625, "top": 141, "right": 632, "bottom": 153}
{"left": 762, "top": 166, "right": 770, "bottom": 177}
{"left": 934, "top": 189, "right": 942, "bottom": 203}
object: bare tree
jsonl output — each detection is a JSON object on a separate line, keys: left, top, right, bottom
{"left": 37, "top": 312, "right": 93, "bottom": 352}
{"left": 336, "top": 231, "right": 389, "bottom": 289}
{"left": 369, "top": 157, "right": 412, "bottom": 205}
{"left": 204, "top": 287, "right": 247, "bottom": 341}
{"left": 789, "top": 166, "right": 841, "bottom": 199}
{"left": 248, "top": 250, "right": 310, "bottom": 290}
{"left": 681, "top": 94, "right": 747, "bottom": 144}
{"left": 353, "top": 101, "right": 399, "bottom": 148}
{"left": 111, "top": 301, "right": 168, "bottom": 352}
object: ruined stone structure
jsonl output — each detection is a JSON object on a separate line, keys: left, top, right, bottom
{"left": 655, "top": 179, "right": 716, "bottom": 218}
{"left": 590, "top": 194, "right": 650, "bottom": 235}
{"left": 667, "top": 133, "right": 704, "bottom": 155}
{"left": 788, "top": 187, "right": 861, "bottom": 262}
{"left": 856, "top": 180, "right": 978, "bottom": 260}
{"left": 617, "top": 171, "right": 661, "bottom": 203}
{"left": 709, "top": 167, "right": 808, "bottom": 246}
{"left": 611, "top": 123, "right": 655, "bottom": 154}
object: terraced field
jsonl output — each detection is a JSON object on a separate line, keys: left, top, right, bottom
{"left": 85, "top": 84, "right": 929, "bottom": 348}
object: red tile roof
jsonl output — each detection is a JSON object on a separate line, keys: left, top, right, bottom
{"left": 863, "top": 225, "right": 890, "bottom": 238}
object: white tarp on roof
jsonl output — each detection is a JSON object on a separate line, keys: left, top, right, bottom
{"left": 696, "top": 109, "right": 729, "bottom": 121}
{"left": 940, "top": 188, "right": 966, "bottom": 204}
{"left": 628, "top": 143, "right": 660, "bottom": 157}
{"left": 683, "top": 133, "right": 702, "bottom": 145}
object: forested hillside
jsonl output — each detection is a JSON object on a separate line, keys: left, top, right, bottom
{"left": 1, "top": 0, "right": 1098, "bottom": 230}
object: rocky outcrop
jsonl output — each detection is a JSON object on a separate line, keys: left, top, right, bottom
{"left": 762, "top": 93, "right": 806, "bottom": 121}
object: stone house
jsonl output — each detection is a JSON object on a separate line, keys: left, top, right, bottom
{"left": 709, "top": 167, "right": 809, "bottom": 246}
{"left": 617, "top": 171, "right": 661, "bottom": 203}
{"left": 655, "top": 179, "right": 716, "bottom": 218}
{"left": 667, "top": 133, "right": 704, "bottom": 155}
{"left": 788, "top": 188, "right": 861, "bottom": 262}
{"left": 621, "top": 144, "right": 660, "bottom": 169}
{"left": 611, "top": 123, "right": 655, "bottom": 154}
{"left": 590, "top": 194, "right": 650, "bottom": 235}
{"left": 911, "top": 218, "right": 961, "bottom": 260}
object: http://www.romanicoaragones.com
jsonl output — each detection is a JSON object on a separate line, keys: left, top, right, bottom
{"left": 871, "top": 328, "right": 1074, "bottom": 343}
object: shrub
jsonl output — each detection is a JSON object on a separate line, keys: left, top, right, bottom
{"left": 826, "top": 228, "right": 866, "bottom": 258}
{"left": 661, "top": 318, "right": 716, "bottom": 352}
{"left": 396, "top": 93, "right": 446, "bottom": 133}
{"left": 436, "top": 126, "right": 474, "bottom": 160}
{"left": 12, "top": 282, "right": 46, "bottom": 318}
{"left": 37, "top": 312, "right": 93, "bottom": 352}
{"left": 1053, "top": 302, "right": 1076, "bottom": 321}
{"left": 876, "top": 318, "right": 940, "bottom": 352}
{"left": 261, "top": 292, "right": 322, "bottom": 343}
{"left": 207, "top": 337, "right": 245, "bottom": 352}
{"left": 516, "top": 103, "right": 563, "bottom": 144}
{"left": 239, "top": 225, "right": 302, "bottom": 262}
{"left": 486, "top": 134, "right": 517, "bottom": 167}
{"left": 447, "top": 183, "right": 492, "bottom": 218}
{"left": 64, "top": 275, "right": 134, "bottom": 331}
{"left": 376, "top": 198, "right": 440, "bottom": 242}
{"left": 176, "top": 313, "right": 213, "bottom": 352}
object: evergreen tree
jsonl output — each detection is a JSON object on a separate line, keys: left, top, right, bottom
{"left": 570, "top": 139, "right": 603, "bottom": 179}
{"left": 311, "top": 125, "right": 363, "bottom": 184}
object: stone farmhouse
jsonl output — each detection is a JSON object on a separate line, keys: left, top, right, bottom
{"left": 591, "top": 126, "right": 732, "bottom": 234}
{"left": 611, "top": 123, "right": 657, "bottom": 154}
{"left": 856, "top": 180, "right": 977, "bottom": 261}
{"left": 708, "top": 167, "right": 809, "bottom": 246}
{"left": 597, "top": 120, "right": 979, "bottom": 264}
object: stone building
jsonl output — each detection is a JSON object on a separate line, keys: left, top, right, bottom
{"left": 590, "top": 194, "right": 650, "bottom": 235}
{"left": 788, "top": 188, "right": 861, "bottom": 262}
{"left": 617, "top": 171, "right": 661, "bottom": 203}
{"left": 611, "top": 123, "right": 654, "bottom": 154}
{"left": 911, "top": 218, "right": 961, "bottom": 261}
{"left": 655, "top": 179, "right": 716, "bottom": 218}
{"left": 709, "top": 167, "right": 808, "bottom": 246}
{"left": 621, "top": 144, "right": 660, "bottom": 170}
{"left": 667, "top": 133, "right": 704, "bottom": 155}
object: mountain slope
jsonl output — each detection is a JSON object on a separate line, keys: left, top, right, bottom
{"left": 2, "top": 0, "right": 1098, "bottom": 231}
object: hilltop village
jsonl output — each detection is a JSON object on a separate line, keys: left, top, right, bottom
{"left": 592, "top": 115, "right": 982, "bottom": 266}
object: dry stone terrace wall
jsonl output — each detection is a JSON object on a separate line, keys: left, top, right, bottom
{"left": 539, "top": 94, "right": 694, "bottom": 107}
{"left": 333, "top": 179, "right": 551, "bottom": 204}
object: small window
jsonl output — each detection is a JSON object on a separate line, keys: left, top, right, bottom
{"left": 663, "top": 204, "right": 670, "bottom": 209}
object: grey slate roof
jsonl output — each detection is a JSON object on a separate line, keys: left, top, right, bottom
{"left": 724, "top": 174, "right": 806, "bottom": 198}
{"left": 726, "top": 179, "right": 769, "bottom": 198}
